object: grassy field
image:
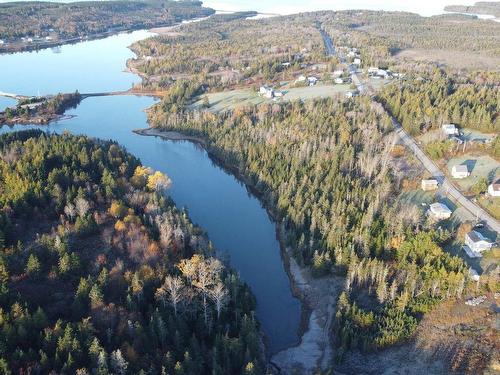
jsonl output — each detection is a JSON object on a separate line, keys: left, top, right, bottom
{"left": 478, "top": 195, "right": 500, "bottom": 220}
{"left": 190, "top": 84, "right": 352, "bottom": 113}
{"left": 446, "top": 154, "right": 500, "bottom": 191}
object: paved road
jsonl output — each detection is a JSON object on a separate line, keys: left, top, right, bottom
{"left": 391, "top": 117, "right": 500, "bottom": 234}
{"left": 319, "top": 28, "right": 500, "bottom": 235}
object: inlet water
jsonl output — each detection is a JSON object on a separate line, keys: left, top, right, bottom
{"left": 0, "top": 31, "right": 301, "bottom": 354}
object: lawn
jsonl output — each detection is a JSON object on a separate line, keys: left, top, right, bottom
{"left": 478, "top": 195, "right": 500, "bottom": 220}
{"left": 446, "top": 154, "right": 500, "bottom": 191}
{"left": 189, "top": 84, "right": 353, "bottom": 113}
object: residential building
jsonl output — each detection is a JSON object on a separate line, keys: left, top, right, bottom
{"left": 464, "top": 230, "right": 494, "bottom": 257}
{"left": 307, "top": 76, "right": 318, "bottom": 86}
{"left": 442, "top": 123, "right": 459, "bottom": 136}
{"left": 353, "top": 57, "right": 361, "bottom": 65}
{"left": 421, "top": 179, "right": 438, "bottom": 191}
{"left": 334, "top": 77, "right": 344, "bottom": 84}
{"left": 451, "top": 165, "right": 470, "bottom": 179}
{"left": 428, "top": 202, "right": 452, "bottom": 220}
{"left": 345, "top": 91, "right": 358, "bottom": 98}
{"left": 259, "top": 86, "right": 274, "bottom": 99}
{"left": 488, "top": 179, "right": 500, "bottom": 197}
{"left": 332, "top": 70, "right": 343, "bottom": 77}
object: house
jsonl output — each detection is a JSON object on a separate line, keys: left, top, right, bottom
{"left": 464, "top": 230, "right": 494, "bottom": 257}
{"left": 428, "top": 202, "right": 452, "bottom": 220}
{"left": 334, "top": 77, "right": 344, "bottom": 84}
{"left": 281, "top": 62, "right": 291, "bottom": 68}
{"left": 451, "top": 165, "right": 470, "bottom": 179}
{"left": 274, "top": 91, "right": 284, "bottom": 98}
{"left": 345, "top": 90, "right": 358, "bottom": 98}
{"left": 353, "top": 57, "right": 361, "bottom": 66}
{"left": 45, "top": 36, "right": 53, "bottom": 41}
{"left": 442, "top": 123, "right": 459, "bottom": 136}
{"left": 0, "top": 40, "right": 4, "bottom": 45}
{"left": 333, "top": 70, "right": 343, "bottom": 77}
{"left": 488, "top": 179, "right": 500, "bottom": 197}
{"left": 421, "top": 179, "right": 438, "bottom": 191}
{"left": 307, "top": 76, "right": 318, "bottom": 86}
{"left": 368, "top": 66, "right": 379, "bottom": 74}
{"left": 259, "top": 86, "right": 274, "bottom": 99}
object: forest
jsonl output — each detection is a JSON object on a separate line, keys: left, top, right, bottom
{"left": 0, "top": 131, "right": 263, "bottom": 374}
{"left": 377, "top": 69, "right": 499, "bottom": 135}
{"left": 131, "top": 12, "right": 326, "bottom": 89}
{"left": 147, "top": 96, "right": 472, "bottom": 358}
{"left": 0, "top": 0, "right": 214, "bottom": 41}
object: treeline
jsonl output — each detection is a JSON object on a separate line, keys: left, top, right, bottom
{"left": 1, "top": 92, "right": 82, "bottom": 125}
{"left": 0, "top": 0, "right": 214, "bottom": 40}
{"left": 148, "top": 96, "right": 470, "bottom": 356}
{"left": 445, "top": 2, "right": 500, "bottom": 18}
{"left": 377, "top": 69, "right": 499, "bottom": 135}
{"left": 316, "top": 9, "right": 500, "bottom": 67}
{"left": 0, "top": 131, "right": 263, "bottom": 374}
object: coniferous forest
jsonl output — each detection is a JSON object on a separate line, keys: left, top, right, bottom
{"left": 0, "top": 131, "right": 263, "bottom": 374}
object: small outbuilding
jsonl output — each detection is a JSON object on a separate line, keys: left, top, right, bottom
{"left": 421, "top": 179, "right": 438, "bottom": 191}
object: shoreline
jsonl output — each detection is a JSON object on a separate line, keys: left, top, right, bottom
{"left": 133, "top": 127, "right": 338, "bottom": 373}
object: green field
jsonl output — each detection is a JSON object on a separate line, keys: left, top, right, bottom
{"left": 446, "top": 154, "right": 500, "bottom": 191}
{"left": 190, "top": 84, "right": 352, "bottom": 113}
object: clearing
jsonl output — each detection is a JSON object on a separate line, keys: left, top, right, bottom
{"left": 446, "top": 154, "right": 500, "bottom": 191}
{"left": 189, "top": 84, "right": 352, "bottom": 113}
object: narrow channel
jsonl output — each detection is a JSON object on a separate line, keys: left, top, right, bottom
{"left": 0, "top": 29, "right": 302, "bottom": 354}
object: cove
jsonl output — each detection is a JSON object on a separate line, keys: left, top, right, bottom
{"left": 0, "top": 31, "right": 301, "bottom": 354}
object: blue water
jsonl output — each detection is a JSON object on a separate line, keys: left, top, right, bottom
{"left": 0, "top": 96, "right": 16, "bottom": 112}
{"left": 0, "top": 30, "right": 152, "bottom": 96}
{"left": 0, "top": 31, "right": 300, "bottom": 354}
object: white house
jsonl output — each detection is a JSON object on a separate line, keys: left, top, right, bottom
{"left": 345, "top": 91, "right": 358, "bottom": 98}
{"left": 307, "top": 76, "right": 318, "bottom": 86}
{"left": 333, "top": 70, "right": 343, "bottom": 77}
{"left": 464, "top": 230, "right": 494, "bottom": 258}
{"left": 488, "top": 179, "right": 500, "bottom": 197}
{"left": 334, "top": 77, "right": 344, "bottom": 84}
{"left": 368, "top": 66, "right": 379, "bottom": 74}
{"left": 442, "top": 123, "right": 459, "bottom": 136}
{"left": 421, "top": 179, "right": 438, "bottom": 191}
{"left": 274, "top": 91, "right": 284, "bottom": 98}
{"left": 259, "top": 86, "right": 274, "bottom": 99}
{"left": 451, "top": 165, "right": 470, "bottom": 179}
{"left": 353, "top": 57, "right": 361, "bottom": 66}
{"left": 0, "top": 40, "right": 4, "bottom": 45}
{"left": 428, "top": 202, "right": 452, "bottom": 220}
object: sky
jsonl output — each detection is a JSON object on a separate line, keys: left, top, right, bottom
{"left": 203, "top": 0, "right": 479, "bottom": 17}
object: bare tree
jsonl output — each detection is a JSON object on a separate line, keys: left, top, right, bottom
{"left": 209, "top": 282, "right": 228, "bottom": 319}
{"left": 64, "top": 203, "right": 76, "bottom": 221}
{"left": 75, "top": 197, "right": 90, "bottom": 217}
{"left": 162, "top": 275, "right": 185, "bottom": 316}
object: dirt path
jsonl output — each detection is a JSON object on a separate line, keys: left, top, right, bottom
{"left": 271, "top": 242, "right": 343, "bottom": 374}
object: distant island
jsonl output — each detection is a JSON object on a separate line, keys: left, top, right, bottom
{"left": 0, "top": 0, "right": 214, "bottom": 52}
{"left": 444, "top": 1, "right": 500, "bottom": 17}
